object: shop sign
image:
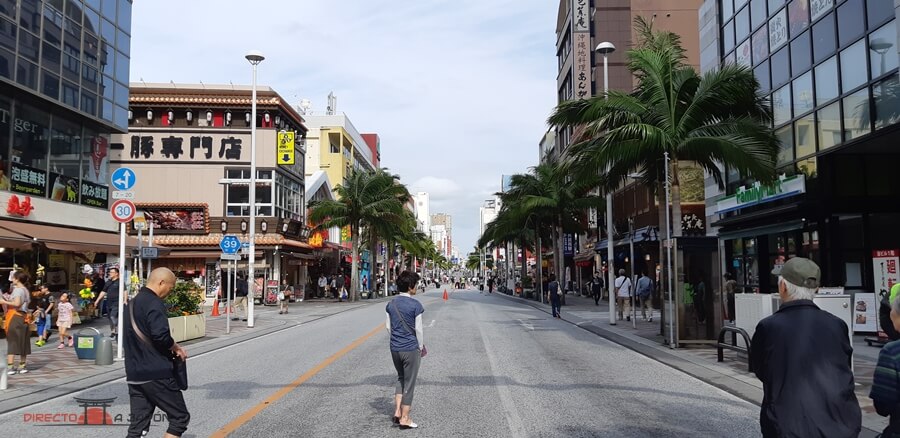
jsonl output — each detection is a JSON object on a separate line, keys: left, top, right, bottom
{"left": 563, "top": 233, "right": 575, "bottom": 256}
{"left": 48, "top": 254, "right": 65, "bottom": 268}
{"left": 715, "top": 174, "right": 805, "bottom": 214}
{"left": 6, "top": 194, "right": 33, "bottom": 217}
{"left": 873, "top": 250, "right": 900, "bottom": 298}
{"left": 276, "top": 131, "right": 295, "bottom": 165}
{"left": 768, "top": 8, "right": 788, "bottom": 51}
{"left": 573, "top": 32, "right": 591, "bottom": 100}
{"left": 80, "top": 179, "right": 109, "bottom": 209}
{"left": 123, "top": 133, "right": 246, "bottom": 162}
{"left": 810, "top": 0, "right": 832, "bottom": 21}
{"left": 309, "top": 231, "right": 325, "bottom": 248}
{"left": 48, "top": 172, "right": 79, "bottom": 203}
{"left": 10, "top": 161, "right": 47, "bottom": 197}
{"left": 340, "top": 225, "right": 352, "bottom": 249}
{"left": 853, "top": 292, "right": 877, "bottom": 333}
{"left": 135, "top": 205, "right": 208, "bottom": 234}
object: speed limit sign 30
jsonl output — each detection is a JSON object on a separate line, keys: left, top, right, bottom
{"left": 111, "top": 199, "right": 136, "bottom": 223}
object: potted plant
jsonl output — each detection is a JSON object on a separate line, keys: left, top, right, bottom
{"left": 165, "top": 281, "right": 206, "bottom": 342}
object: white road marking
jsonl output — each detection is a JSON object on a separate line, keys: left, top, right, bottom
{"left": 425, "top": 319, "right": 436, "bottom": 328}
{"left": 475, "top": 303, "right": 527, "bottom": 437}
{"left": 516, "top": 319, "right": 534, "bottom": 331}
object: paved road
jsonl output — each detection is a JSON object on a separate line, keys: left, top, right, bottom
{"left": 0, "top": 289, "right": 761, "bottom": 437}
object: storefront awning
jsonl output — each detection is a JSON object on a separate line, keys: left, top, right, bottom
{"left": 716, "top": 220, "right": 805, "bottom": 241}
{"left": 0, "top": 220, "right": 146, "bottom": 253}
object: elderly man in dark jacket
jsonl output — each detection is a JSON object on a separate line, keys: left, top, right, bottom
{"left": 124, "top": 268, "right": 190, "bottom": 438}
{"left": 750, "top": 257, "right": 860, "bottom": 438}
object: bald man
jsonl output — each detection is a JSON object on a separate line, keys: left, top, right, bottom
{"left": 124, "top": 268, "right": 190, "bottom": 438}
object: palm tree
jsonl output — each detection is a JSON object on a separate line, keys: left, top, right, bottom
{"left": 501, "top": 160, "right": 601, "bottom": 302}
{"left": 549, "top": 17, "right": 779, "bottom": 237}
{"left": 309, "top": 169, "right": 411, "bottom": 301}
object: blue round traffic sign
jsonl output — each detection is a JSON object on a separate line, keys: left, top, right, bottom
{"left": 220, "top": 235, "right": 241, "bottom": 254}
{"left": 111, "top": 167, "right": 136, "bottom": 191}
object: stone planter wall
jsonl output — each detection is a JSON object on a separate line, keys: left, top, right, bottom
{"left": 168, "top": 314, "right": 206, "bottom": 343}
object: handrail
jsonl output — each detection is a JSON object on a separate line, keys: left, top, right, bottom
{"left": 717, "top": 326, "right": 752, "bottom": 372}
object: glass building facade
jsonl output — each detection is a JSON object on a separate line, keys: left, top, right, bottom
{"left": 708, "top": 0, "right": 900, "bottom": 296}
{"left": 0, "top": 0, "right": 130, "bottom": 209}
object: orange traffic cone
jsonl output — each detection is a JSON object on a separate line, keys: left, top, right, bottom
{"left": 443, "top": 289, "right": 449, "bottom": 301}
{"left": 211, "top": 299, "right": 220, "bottom": 317}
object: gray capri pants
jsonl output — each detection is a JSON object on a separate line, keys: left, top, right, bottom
{"left": 391, "top": 350, "right": 421, "bottom": 405}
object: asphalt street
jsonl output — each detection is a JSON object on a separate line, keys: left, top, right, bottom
{"left": 0, "top": 289, "right": 761, "bottom": 437}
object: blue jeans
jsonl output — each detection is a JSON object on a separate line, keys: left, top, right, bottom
{"left": 550, "top": 295, "right": 561, "bottom": 317}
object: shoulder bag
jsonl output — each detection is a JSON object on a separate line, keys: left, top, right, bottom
{"left": 128, "top": 301, "right": 188, "bottom": 390}
{"left": 390, "top": 300, "right": 427, "bottom": 357}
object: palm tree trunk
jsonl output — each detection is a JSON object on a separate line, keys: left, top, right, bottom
{"left": 671, "top": 160, "right": 683, "bottom": 238}
{"left": 351, "top": 224, "right": 360, "bottom": 302}
{"left": 535, "top": 219, "right": 544, "bottom": 304}
{"left": 557, "top": 217, "right": 566, "bottom": 306}
{"left": 520, "top": 236, "right": 527, "bottom": 289}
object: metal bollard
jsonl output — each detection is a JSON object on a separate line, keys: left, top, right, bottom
{"left": 0, "top": 365, "right": 7, "bottom": 390}
{"left": 95, "top": 337, "right": 114, "bottom": 365}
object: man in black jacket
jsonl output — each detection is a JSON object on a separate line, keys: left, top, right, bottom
{"left": 750, "top": 257, "right": 860, "bottom": 438}
{"left": 124, "top": 268, "right": 190, "bottom": 438}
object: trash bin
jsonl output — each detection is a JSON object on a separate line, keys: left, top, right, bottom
{"left": 95, "top": 336, "right": 113, "bottom": 365}
{"left": 74, "top": 327, "right": 101, "bottom": 360}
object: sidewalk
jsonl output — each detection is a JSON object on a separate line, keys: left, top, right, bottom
{"left": 0, "top": 295, "right": 391, "bottom": 414}
{"left": 498, "top": 290, "right": 885, "bottom": 437}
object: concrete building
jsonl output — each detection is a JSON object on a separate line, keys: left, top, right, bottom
{"left": 701, "top": 0, "right": 900, "bottom": 299}
{"left": 0, "top": 0, "right": 137, "bottom": 291}
{"left": 430, "top": 224, "right": 449, "bottom": 259}
{"left": 413, "top": 192, "right": 430, "bottom": 234}
{"left": 303, "top": 111, "right": 377, "bottom": 191}
{"left": 109, "top": 83, "right": 312, "bottom": 299}
{"left": 554, "top": 0, "right": 704, "bottom": 290}
{"left": 431, "top": 212, "right": 452, "bottom": 258}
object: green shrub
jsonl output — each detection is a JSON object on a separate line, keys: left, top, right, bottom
{"left": 165, "top": 281, "right": 204, "bottom": 317}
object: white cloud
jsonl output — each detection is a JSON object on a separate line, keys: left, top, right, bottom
{"left": 130, "top": 0, "right": 557, "bottom": 250}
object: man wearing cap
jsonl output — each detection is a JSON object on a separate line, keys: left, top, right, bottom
{"left": 750, "top": 257, "right": 861, "bottom": 437}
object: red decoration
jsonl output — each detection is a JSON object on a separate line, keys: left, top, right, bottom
{"left": 6, "top": 195, "right": 34, "bottom": 217}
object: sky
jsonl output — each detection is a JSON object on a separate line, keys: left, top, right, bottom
{"left": 130, "top": 0, "right": 559, "bottom": 253}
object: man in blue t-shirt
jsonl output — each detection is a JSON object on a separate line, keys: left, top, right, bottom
{"left": 547, "top": 274, "right": 561, "bottom": 318}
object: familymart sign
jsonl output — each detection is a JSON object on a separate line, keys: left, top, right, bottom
{"left": 715, "top": 174, "right": 806, "bottom": 214}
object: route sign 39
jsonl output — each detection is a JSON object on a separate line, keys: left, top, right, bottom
{"left": 220, "top": 235, "right": 241, "bottom": 254}
{"left": 110, "top": 199, "right": 136, "bottom": 223}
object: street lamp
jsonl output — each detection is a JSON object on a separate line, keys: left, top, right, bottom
{"left": 596, "top": 41, "right": 616, "bottom": 326}
{"left": 245, "top": 49, "right": 264, "bottom": 328}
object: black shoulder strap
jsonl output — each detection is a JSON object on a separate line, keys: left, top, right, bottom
{"left": 390, "top": 300, "right": 416, "bottom": 338}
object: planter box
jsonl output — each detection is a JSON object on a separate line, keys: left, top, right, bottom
{"left": 168, "top": 314, "right": 206, "bottom": 343}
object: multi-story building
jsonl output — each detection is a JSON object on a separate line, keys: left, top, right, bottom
{"left": 0, "top": 0, "right": 135, "bottom": 291}
{"left": 429, "top": 224, "right": 449, "bottom": 259}
{"left": 413, "top": 192, "right": 430, "bottom": 234}
{"left": 701, "top": 0, "right": 900, "bottom": 298}
{"left": 109, "top": 83, "right": 311, "bottom": 299}
{"left": 361, "top": 133, "right": 381, "bottom": 168}
{"left": 303, "top": 112, "right": 377, "bottom": 190}
{"left": 431, "top": 213, "right": 452, "bottom": 256}
{"left": 554, "top": 0, "right": 703, "bottom": 287}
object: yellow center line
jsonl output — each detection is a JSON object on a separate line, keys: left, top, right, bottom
{"left": 210, "top": 324, "right": 383, "bottom": 437}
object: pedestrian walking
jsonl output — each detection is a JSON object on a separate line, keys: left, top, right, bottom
{"left": 635, "top": 270, "right": 654, "bottom": 322}
{"left": 871, "top": 294, "right": 900, "bottom": 437}
{"left": 93, "top": 267, "right": 122, "bottom": 340}
{"left": 0, "top": 271, "right": 31, "bottom": 374}
{"left": 278, "top": 280, "right": 292, "bottom": 314}
{"left": 487, "top": 276, "right": 494, "bottom": 294}
{"left": 547, "top": 274, "right": 561, "bottom": 318}
{"left": 386, "top": 270, "right": 425, "bottom": 430}
{"left": 694, "top": 271, "right": 707, "bottom": 323}
{"left": 33, "top": 285, "right": 55, "bottom": 347}
{"left": 317, "top": 274, "right": 327, "bottom": 298}
{"left": 750, "top": 257, "right": 860, "bottom": 438}
{"left": 124, "top": 268, "right": 190, "bottom": 438}
{"left": 55, "top": 292, "right": 74, "bottom": 349}
{"left": 723, "top": 272, "right": 738, "bottom": 323}
{"left": 591, "top": 272, "right": 603, "bottom": 306}
{"left": 614, "top": 269, "right": 632, "bottom": 321}
{"left": 233, "top": 273, "right": 248, "bottom": 322}
{"left": 336, "top": 273, "right": 346, "bottom": 302}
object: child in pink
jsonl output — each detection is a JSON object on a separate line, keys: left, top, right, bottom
{"left": 55, "top": 293, "right": 74, "bottom": 348}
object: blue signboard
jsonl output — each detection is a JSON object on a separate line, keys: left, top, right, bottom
{"left": 220, "top": 235, "right": 241, "bottom": 254}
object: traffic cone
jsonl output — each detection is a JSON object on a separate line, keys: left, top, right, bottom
{"left": 443, "top": 289, "right": 449, "bottom": 301}
{"left": 211, "top": 299, "right": 220, "bottom": 317}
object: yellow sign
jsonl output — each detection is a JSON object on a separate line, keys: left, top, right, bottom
{"left": 277, "top": 131, "right": 295, "bottom": 165}
{"left": 49, "top": 254, "right": 65, "bottom": 268}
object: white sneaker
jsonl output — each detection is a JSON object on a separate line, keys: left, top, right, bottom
{"left": 7, "top": 367, "right": 16, "bottom": 375}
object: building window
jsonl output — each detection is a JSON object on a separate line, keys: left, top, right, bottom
{"left": 11, "top": 103, "right": 49, "bottom": 171}
{"left": 751, "top": 0, "right": 767, "bottom": 30}
{"left": 790, "top": 30, "right": 811, "bottom": 73}
{"left": 816, "top": 102, "right": 841, "bottom": 150}
{"left": 775, "top": 125, "right": 794, "bottom": 164}
{"left": 722, "top": 0, "right": 734, "bottom": 21}
{"left": 867, "top": 0, "right": 893, "bottom": 29}
{"left": 41, "top": 69, "right": 60, "bottom": 99}
{"left": 840, "top": 39, "right": 868, "bottom": 92}
{"left": 752, "top": 26, "right": 769, "bottom": 64}
{"left": 794, "top": 113, "right": 815, "bottom": 158}
{"left": 788, "top": 0, "right": 809, "bottom": 36}
{"left": 754, "top": 60, "right": 771, "bottom": 92}
{"left": 812, "top": 12, "right": 836, "bottom": 62}
{"left": 48, "top": 117, "right": 81, "bottom": 201}
{"left": 873, "top": 75, "right": 900, "bottom": 129}
{"left": 814, "top": 56, "right": 838, "bottom": 104}
{"left": 736, "top": 5, "right": 751, "bottom": 42}
{"left": 225, "top": 169, "right": 274, "bottom": 217}
{"left": 837, "top": 0, "right": 865, "bottom": 47}
{"left": 773, "top": 84, "right": 792, "bottom": 125}
{"left": 792, "top": 71, "right": 813, "bottom": 115}
{"left": 723, "top": 20, "right": 736, "bottom": 54}
{"left": 842, "top": 88, "right": 871, "bottom": 141}
{"left": 771, "top": 46, "right": 790, "bottom": 88}
{"left": 868, "top": 21, "right": 898, "bottom": 79}
{"left": 16, "top": 58, "right": 38, "bottom": 90}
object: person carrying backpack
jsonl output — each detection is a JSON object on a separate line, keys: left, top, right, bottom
{"left": 636, "top": 270, "right": 654, "bottom": 322}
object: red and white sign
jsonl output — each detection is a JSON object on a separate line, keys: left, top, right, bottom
{"left": 874, "top": 250, "right": 900, "bottom": 298}
{"left": 110, "top": 199, "right": 136, "bottom": 223}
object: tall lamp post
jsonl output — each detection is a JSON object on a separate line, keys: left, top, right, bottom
{"left": 596, "top": 41, "right": 616, "bottom": 326}
{"left": 245, "top": 50, "right": 264, "bottom": 328}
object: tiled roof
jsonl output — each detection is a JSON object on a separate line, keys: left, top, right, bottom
{"left": 130, "top": 95, "right": 282, "bottom": 107}
{"left": 146, "top": 233, "right": 311, "bottom": 249}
